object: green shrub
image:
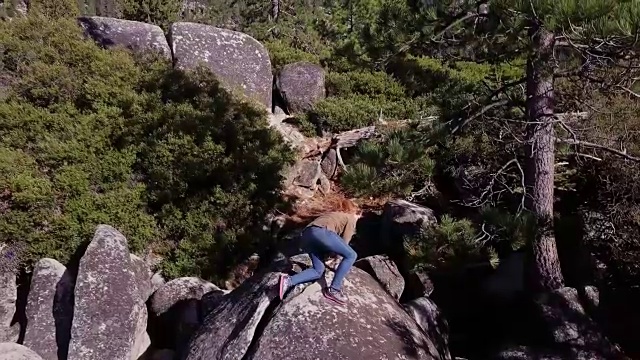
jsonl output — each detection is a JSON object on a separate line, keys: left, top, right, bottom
{"left": 325, "top": 70, "right": 406, "bottom": 100}
{"left": 404, "top": 215, "right": 487, "bottom": 273}
{"left": 265, "top": 41, "right": 321, "bottom": 71}
{"left": 308, "top": 95, "right": 429, "bottom": 133}
{"left": 0, "top": 17, "right": 294, "bottom": 282}
{"left": 28, "top": 0, "right": 79, "bottom": 17}
{"left": 0, "top": 17, "right": 156, "bottom": 265}
{"left": 119, "top": 0, "right": 182, "bottom": 30}
{"left": 341, "top": 127, "right": 436, "bottom": 197}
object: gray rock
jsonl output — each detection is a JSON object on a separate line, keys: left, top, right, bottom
{"left": 77, "top": 17, "right": 171, "bottom": 59}
{"left": 380, "top": 199, "right": 437, "bottom": 273}
{"left": 131, "top": 306, "right": 150, "bottom": 360}
{"left": 67, "top": 225, "right": 144, "bottom": 360}
{"left": 534, "top": 287, "right": 624, "bottom": 359}
{"left": 23, "top": 258, "right": 74, "bottom": 360}
{"left": 170, "top": 22, "right": 272, "bottom": 108}
{"left": 492, "top": 345, "right": 564, "bottom": 360}
{"left": 406, "top": 270, "right": 435, "bottom": 298}
{"left": 403, "top": 297, "right": 451, "bottom": 360}
{"left": 129, "top": 254, "right": 155, "bottom": 302}
{"left": 320, "top": 148, "right": 338, "bottom": 178}
{"left": 184, "top": 270, "right": 281, "bottom": 360}
{"left": 248, "top": 268, "right": 446, "bottom": 359}
{"left": 150, "top": 277, "right": 219, "bottom": 316}
{"left": 0, "top": 343, "right": 44, "bottom": 360}
{"left": 0, "top": 268, "right": 17, "bottom": 343}
{"left": 354, "top": 255, "right": 404, "bottom": 300}
{"left": 198, "top": 289, "right": 228, "bottom": 321}
{"left": 276, "top": 62, "right": 325, "bottom": 113}
{"left": 293, "top": 159, "right": 321, "bottom": 189}
{"left": 318, "top": 172, "right": 331, "bottom": 194}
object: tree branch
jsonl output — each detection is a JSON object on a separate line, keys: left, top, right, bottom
{"left": 556, "top": 138, "right": 640, "bottom": 162}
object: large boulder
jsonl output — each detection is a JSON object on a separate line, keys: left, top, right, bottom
{"left": 276, "top": 62, "right": 326, "bottom": 113}
{"left": 0, "top": 343, "right": 44, "bottom": 360}
{"left": 129, "top": 254, "right": 160, "bottom": 303}
{"left": 380, "top": 199, "right": 438, "bottom": 278}
{"left": 149, "top": 277, "right": 223, "bottom": 357}
{"left": 185, "top": 263, "right": 449, "bottom": 360}
{"left": 492, "top": 287, "right": 628, "bottom": 360}
{"left": 0, "top": 245, "right": 18, "bottom": 342}
{"left": 403, "top": 297, "right": 451, "bottom": 360}
{"left": 67, "top": 225, "right": 145, "bottom": 360}
{"left": 170, "top": 22, "right": 272, "bottom": 108}
{"left": 381, "top": 199, "right": 437, "bottom": 246}
{"left": 77, "top": 17, "right": 171, "bottom": 59}
{"left": 23, "top": 258, "right": 74, "bottom": 360}
{"left": 150, "top": 277, "right": 220, "bottom": 316}
{"left": 354, "top": 255, "right": 404, "bottom": 301}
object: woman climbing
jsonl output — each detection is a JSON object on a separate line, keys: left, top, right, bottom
{"left": 278, "top": 198, "right": 361, "bottom": 305}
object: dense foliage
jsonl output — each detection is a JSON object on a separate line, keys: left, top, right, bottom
{"left": 0, "top": 16, "right": 293, "bottom": 281}
{"left": 2, "top": 0, "right": 639, "bottom": 301}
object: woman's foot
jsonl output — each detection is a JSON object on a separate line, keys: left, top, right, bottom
{"left": 279, "top": 274, "right": 291, "bottom": 300}
{"left": 323, "top": 287, "right": 347, "bottom": 305}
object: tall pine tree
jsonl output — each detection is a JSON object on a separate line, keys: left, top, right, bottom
{"left": 410, "top": 0, "right": 640, "bottom": 292}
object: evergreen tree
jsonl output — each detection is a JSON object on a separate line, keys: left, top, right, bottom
{"left": 411, "top": 0, "right": 640, "bottom": 292}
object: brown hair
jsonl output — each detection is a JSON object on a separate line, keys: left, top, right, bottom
{"left": 285, "top": 194, "right": 360, "bottom": 227}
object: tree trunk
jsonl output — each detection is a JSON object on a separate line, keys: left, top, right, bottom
{"left": 524, "top": 25, "right": 565, "bottom": 293}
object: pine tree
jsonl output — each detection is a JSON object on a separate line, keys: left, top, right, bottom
{"left": 412, "top": 0, "right": 640, "bottom": 292}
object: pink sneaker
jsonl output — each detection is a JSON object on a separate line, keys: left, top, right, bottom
{"left": 278, "top": 274, "right": 291, "bottom": 300}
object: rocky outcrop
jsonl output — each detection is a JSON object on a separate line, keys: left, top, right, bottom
{"left": 380, "top": 199, "right": 438, "bottom": 278}
{"left": 0, "top": 343, "right": 44, "bottom": 360}
{"left": 249, "top": 267, "right": 446, "bottom": 359}
{"left": 130, "top": 254, "right": 160, "bottom": 303}
{"left": 149, "top": 277, "right": 224, "bottom": 357}
{"left": 170, "top": 22, "right": 272, "bottom": 108}
{"left": 404, "top": 297, "right": 451, "bottom": 360}
{"left": 276, "top": 62, "right": 326, "bottom": 113}
{"left": 405, "top": 271, "right": 435, "bottom": 298}
{"left": 0, "top": 246, "right": 18, "bottom": 342}
{"left": 493, "top": 287, "right": 627, "bottom": 360}
{"left": 185, "top": 262, "right": 449, "bottom": 360}
{"left": 23, "top": 258, "right": 74, "bottom": 360}
{"left": 150, "top": 277, "right": 220, "bottom": 316}
{"left": 77, "top": 17, "right": 171, "bottom": 59}
{"left": 381, "top": 199, "right": 438, "bottom": 245}
{"left": 354, "top": 255, "right": 404, "bottom": 300}
{"left": 67, "top": 225, "right": 145, "bottom": 360}
{"left": 320, "top": 148, "right": 338, "bottom": 179}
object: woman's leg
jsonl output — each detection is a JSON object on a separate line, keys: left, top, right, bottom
{"left": 279, "top": 228, "right": 326, "bottom": 300}
{"left": 311, "top": 228, "right": 357, "bottom": 291}
{"left": 289, "top": 252, "right": 325, "bottom": 286}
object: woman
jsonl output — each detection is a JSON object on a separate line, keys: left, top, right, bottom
{"left": 278, "top": 199, "right": 361, "bottom": 305}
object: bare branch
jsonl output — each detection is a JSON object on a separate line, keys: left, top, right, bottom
{"left": 557, "top": 138, "right": 640, "bottom": 162}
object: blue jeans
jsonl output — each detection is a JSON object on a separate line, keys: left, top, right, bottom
{"left": 289, "top": 226, "right": 357, "bottom": 290}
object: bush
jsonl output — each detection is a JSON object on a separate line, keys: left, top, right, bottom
{"left": 119, "top": 0, "right": 182, "bottom": 30}
{"left": 341, "top": 127, "right": 436, "bottom": 197}
{"left": 0, "top": 17, "right": 294, "bottom": 282}
{"left": 325, "top": 70, "right": 406, "bottom": 100}
{"left": 265, "top": 41, "right": 321, "bottom": 71}
{"left": 404, "top": 215, "right": 488, "bottom": 273}
{"left": 0, "top": 17, "right": 156, "bottom": 265}
{"left": 28, "top": 0, "right": 79, "bottom": 18}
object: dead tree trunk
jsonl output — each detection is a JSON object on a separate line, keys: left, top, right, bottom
{"left": 524, "top": 25, "right": 565, "bottom": 293}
